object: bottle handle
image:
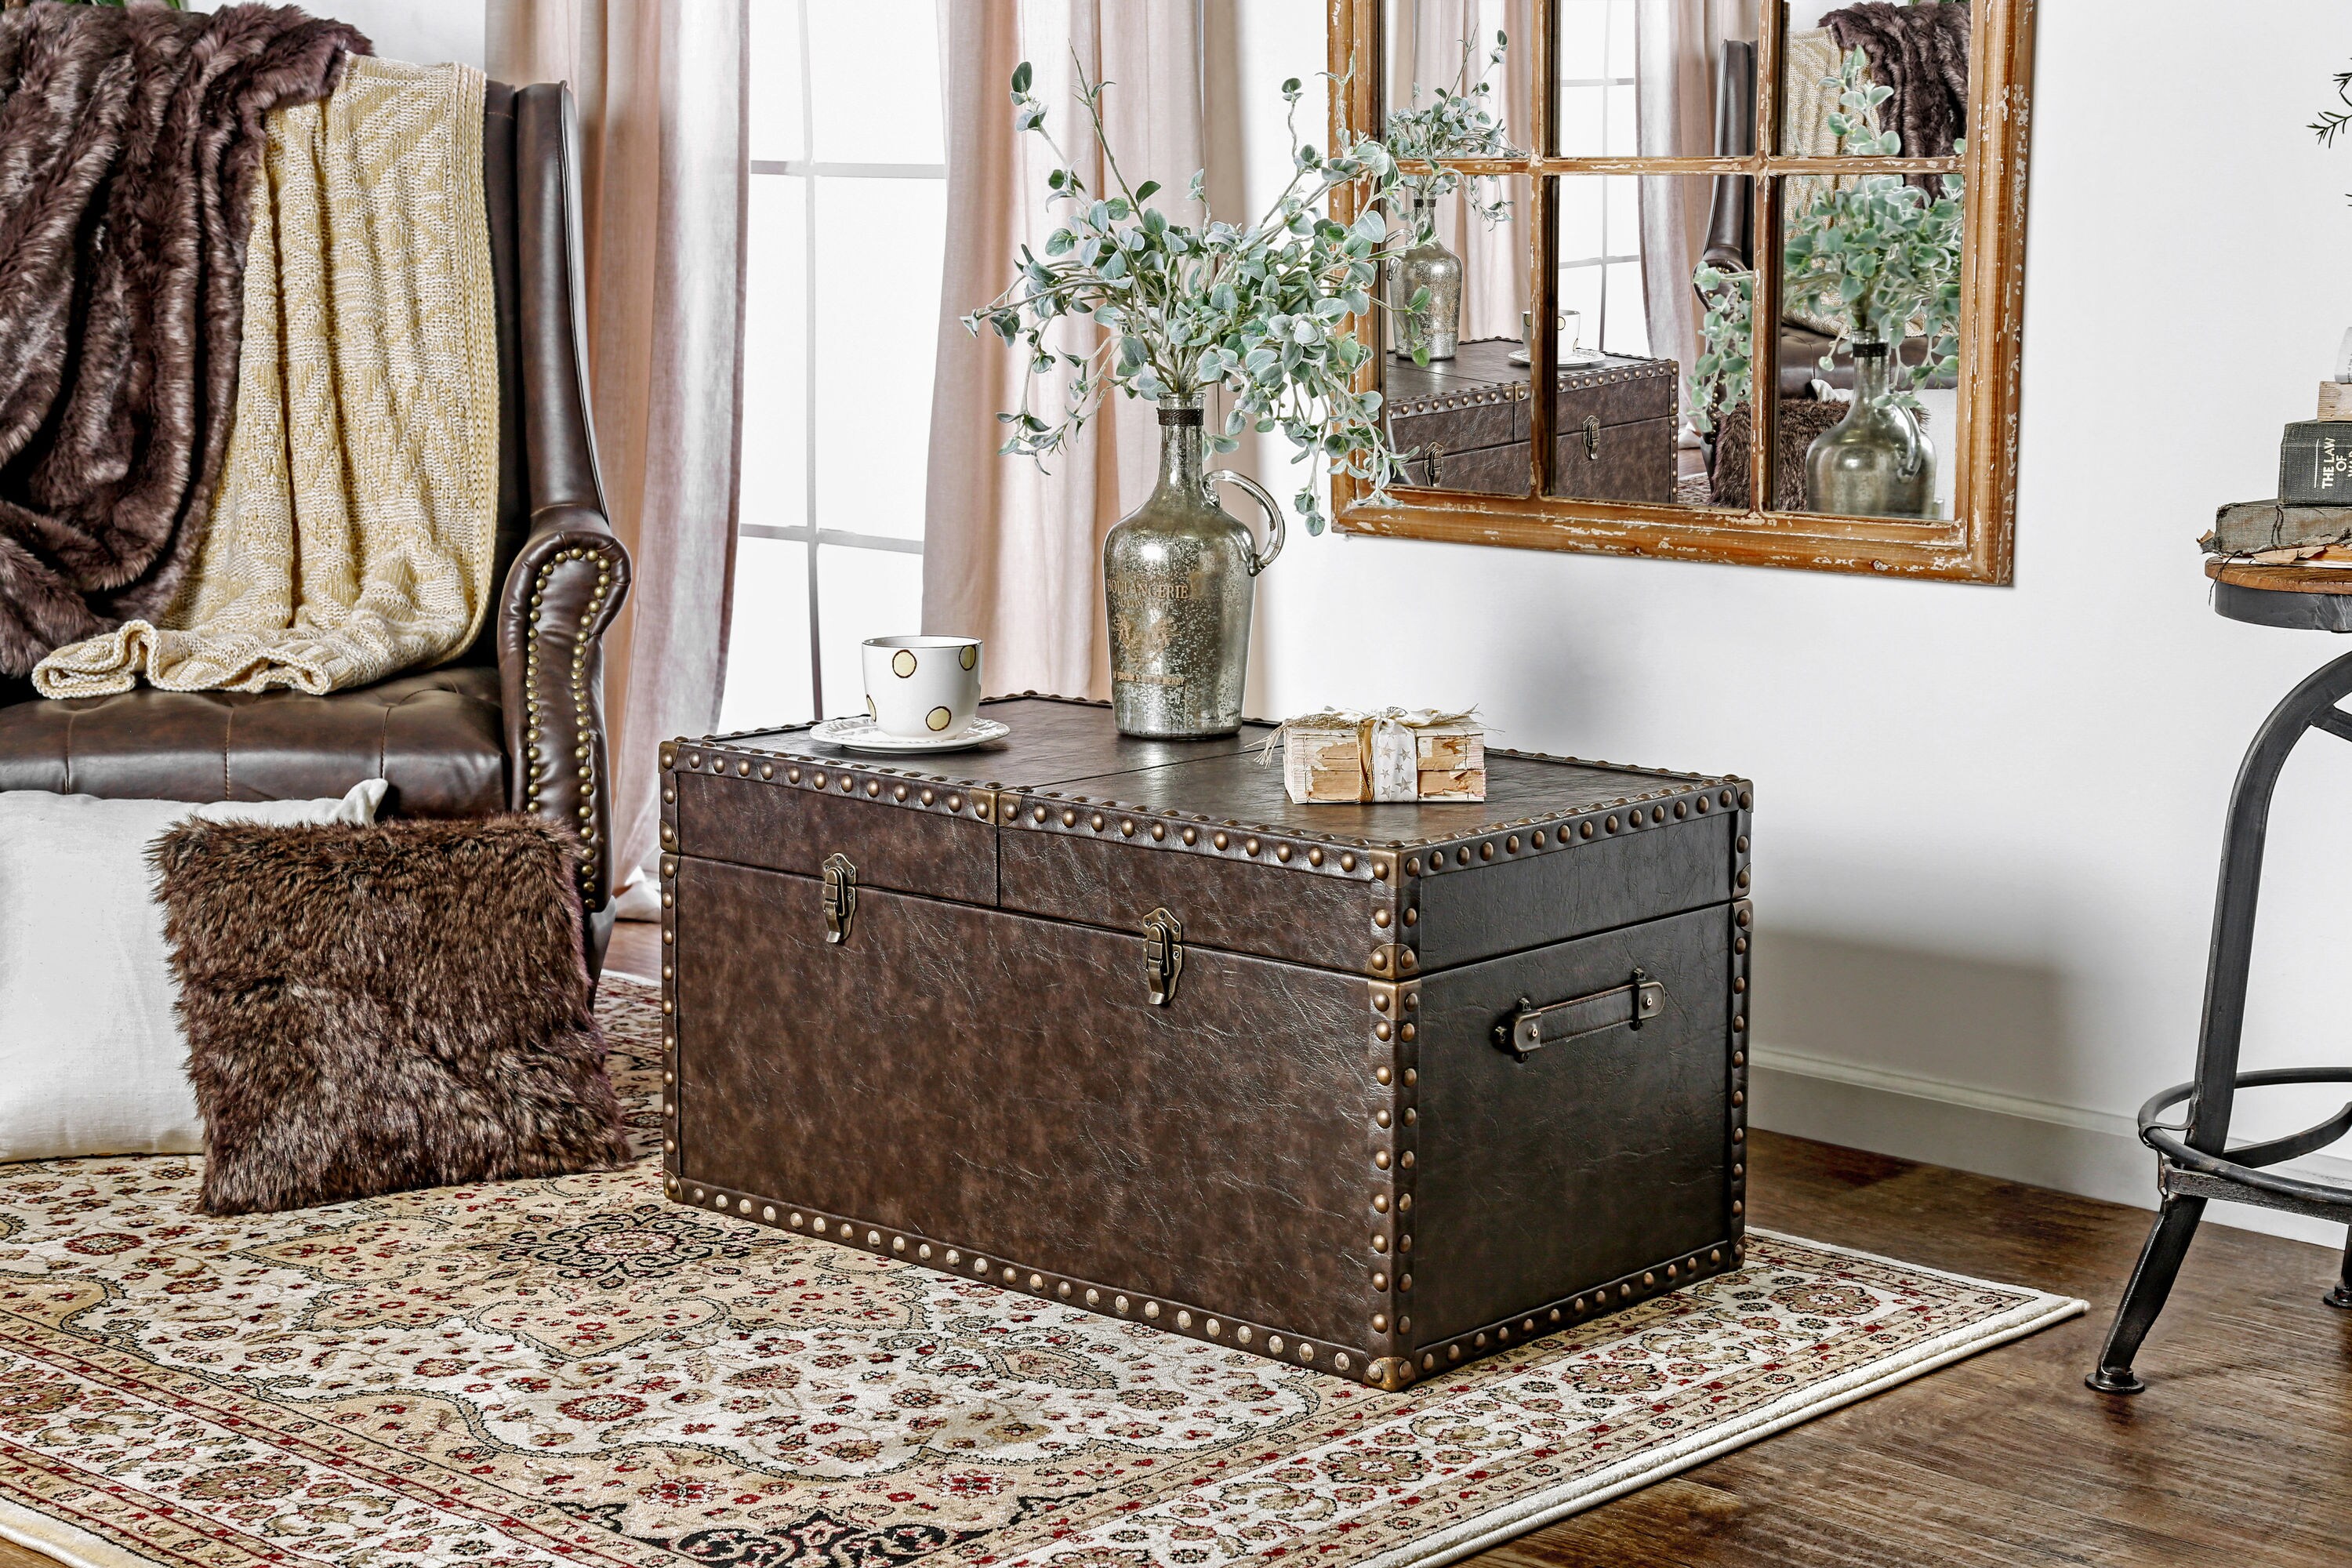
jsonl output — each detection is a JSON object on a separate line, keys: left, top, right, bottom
{"left": 1207, "top": 469, "right": 1286, "bottom": 577}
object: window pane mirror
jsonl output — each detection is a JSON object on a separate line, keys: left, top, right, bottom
{"left": 1330, "top": 0, "right": 2031, "bottom": 582}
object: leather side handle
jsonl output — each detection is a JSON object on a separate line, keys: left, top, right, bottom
{"left": 1494, "top": 968, "right": 1665, "bottom": 1062}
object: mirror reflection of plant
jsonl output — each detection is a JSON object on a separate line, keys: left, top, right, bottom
{"left": 966, "top": 61, "right": 1417, "bottom": 536}
{"left": 1382, "top": 30, "right": 1512, "bottom": 225}
{"left": 1686, "top": 48, "right": 1962, "bottom": 426}
{"left": 1780, "top": 48, "right": 1963, "bottom": 410}
{"left": 1686, "top": 266, "right": 1753, "bottom": 437}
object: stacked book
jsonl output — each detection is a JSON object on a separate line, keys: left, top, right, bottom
{"left": 2201, "top": 379, "right": 2352, "bottom": 565}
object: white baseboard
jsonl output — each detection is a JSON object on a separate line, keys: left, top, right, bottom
{"left": 1749, "top": 1046, "right": 2352, "bottom": 1253}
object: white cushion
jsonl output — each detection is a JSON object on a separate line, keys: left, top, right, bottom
{"left": 0, "top": 782, "right": 387, "bottom": 1162}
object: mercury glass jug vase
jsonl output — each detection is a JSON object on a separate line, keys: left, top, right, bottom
{"left": 1388, "top": 191, "right": 1461, "bottom": 361}
{"left": 1103, "top": 396, "right": 1285, "bottom": 738}
{"left": 1804, "top": 338, "right": 1936, "bottom": 517}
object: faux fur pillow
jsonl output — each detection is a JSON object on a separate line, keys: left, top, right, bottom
{"left": 150, "top": 816, "right": 629, "bottom": 1215}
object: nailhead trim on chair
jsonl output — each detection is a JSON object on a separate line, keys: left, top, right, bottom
{"left": 521, "top": 544, "right": 617, "bottom": 906}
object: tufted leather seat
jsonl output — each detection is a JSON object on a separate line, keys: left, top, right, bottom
{"left": 0, "top": 81, "right": 629, "bottom": 973}
{"left": 0, "top": 667, "right": 506, "bottom": 816}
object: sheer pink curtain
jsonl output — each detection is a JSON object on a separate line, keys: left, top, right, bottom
{"left": 1388, "top": 0, "right": 1533, "bottom": 344}
{"left": 1636, "top": 0, "right": 1756, "bottom": 406}
{"left": 488, "top": 0, "right": 749, "bottom": 915}
{"left": 922, "top": 2, "right": 1204, "bottom": 700}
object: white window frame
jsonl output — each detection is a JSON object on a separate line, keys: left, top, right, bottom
{"left": 1555, "top": 2, "right": 1639, "bottom": 347}
{"left": 743, "top": 2, "right": 946, "bottom": 718}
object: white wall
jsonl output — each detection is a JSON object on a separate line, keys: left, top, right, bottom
{"left": 321, "top": 1, "right": 482, "bottom": 67}
{"left": 189, "top": 1, "right": 484, "bottom": 69}
{"left": 1215, "top": 2, "right": 2352, "bottom": 1248}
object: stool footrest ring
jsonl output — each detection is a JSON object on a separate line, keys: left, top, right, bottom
{"left": 2136, "top": 1069, "right": 2352, "bottom": 1221}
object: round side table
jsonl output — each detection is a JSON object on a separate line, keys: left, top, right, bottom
{"left": 2086, "top": 563, "right": 2352, "bottom": 1394}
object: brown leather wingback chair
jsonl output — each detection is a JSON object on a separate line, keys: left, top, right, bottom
{"left": 0, "top": 82, "right": 630, "bottom": 975}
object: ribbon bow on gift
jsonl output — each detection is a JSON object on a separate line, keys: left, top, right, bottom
{"left": 1260, "top": 707, "right": 1479, "bottom": 801}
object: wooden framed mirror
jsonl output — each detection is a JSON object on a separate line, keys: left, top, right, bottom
{"left": 1327, "top": 1, "right": 2034, "bottom": 582}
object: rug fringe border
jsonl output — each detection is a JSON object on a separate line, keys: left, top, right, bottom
{"left": 0, "top": 1494, "right": 168, "bottom": 1568}
{"left": 1348, "top": 1287, "right": 2087, "bottom": 1568}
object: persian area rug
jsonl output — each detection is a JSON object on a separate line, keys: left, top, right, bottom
{"left": 0, "top": 979, "right": 2082, "bottom": 1568}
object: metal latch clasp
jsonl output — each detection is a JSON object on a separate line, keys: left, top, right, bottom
{"left": 1583, "top": 414, "right": 1602, "bottom": 461}
{"left": 1494, "top": 967, "right": 1664, "bottom": 1062}
{"left": 821, "top": 852, "right": 858, "bottom": 944}
{"left": 1142, "top": 907, "right": 1185, "bottom": 1006}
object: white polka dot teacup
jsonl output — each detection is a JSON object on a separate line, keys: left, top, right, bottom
{"left": 861, "top": 635, "right": 982, "bottom": 740}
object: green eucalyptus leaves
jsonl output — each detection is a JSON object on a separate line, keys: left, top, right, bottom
{"left": 1384, "top": 30, "right": 1513, "bottom": 224}
{"left": 965, "top": 60, "right": 1421, "bottom": 536}
{"left": 1690, "top": 47, "right": 1964, "bottom": 430}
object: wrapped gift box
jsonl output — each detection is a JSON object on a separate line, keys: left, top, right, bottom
{"left": 1279, "top": 710, "right": 1486, "bottom": 804}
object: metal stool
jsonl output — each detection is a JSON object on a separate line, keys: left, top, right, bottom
{"left": 2087, "top": 563, "right": 2352, "bottom": 1394}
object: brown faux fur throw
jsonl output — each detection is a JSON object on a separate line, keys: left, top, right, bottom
{"left": 1708, "top": 400, "right": 1851, "bottom": 511}
{"left": 1824, "top": 2, "right": 1970, "bottom": 175}
{"left": 0, "top": 2, "right": 369, "bottom": 678}
{"left": 151, "top": 816, "right": 629, "bottom": 1216}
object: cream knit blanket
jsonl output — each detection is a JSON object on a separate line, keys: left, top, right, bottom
{"left": 33, "top": 57, "right": 497, "bottom": 699}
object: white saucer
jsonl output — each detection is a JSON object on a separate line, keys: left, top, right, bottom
{"left": 1508, "top": 347, "right": 1608, "bottom": 368}
{"left": 808, "top": 715, "right": 1011, "bottom": 755}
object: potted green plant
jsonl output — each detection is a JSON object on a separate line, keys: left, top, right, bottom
{"left": 1689, "top": 48, "right": 1963, "bottom": 516}
{"left": 1381, "top": 30, "right": 1512, "bottom": 362}
{"left": 967, "top": 62, "right": 1414, "bottom": 738}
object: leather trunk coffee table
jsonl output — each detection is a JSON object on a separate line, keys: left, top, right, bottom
{"left": 1386, "top": 339, "right": 1679, "bottom": 501}
{"left": 657, "top": 695, "right": 1752, "bottom": 1390}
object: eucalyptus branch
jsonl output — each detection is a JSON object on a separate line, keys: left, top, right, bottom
{"left": 1691, "top": 48, "right": 1963, "bottom": 420}
{"left": 1382, "top": 29, "right": 1512, "bottom": 224}
{"left": 965, "top": 57, "right": 1417, "bottom": 534}
{"left": 2316, "top": 64, "right": 2352, "bottom": 201}
{"left": 2314, "top": 69, "right": 2352, "bottom": 145}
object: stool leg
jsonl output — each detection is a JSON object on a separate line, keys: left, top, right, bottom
{"left": 2328, "top": 1229, "right": 2352, "bottom": 1311}
{"left": 2088, "top": 1194, "right": 2207, "bottom": 1394}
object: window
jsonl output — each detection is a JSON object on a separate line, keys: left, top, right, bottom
{"left": 1555, "top": 0, "right": 1642, "bottom": 357}
{"left": 1333, "top": 0, "right": 2034, "bottom": 583}
{"left": 723, "top": 2, "right": 947, "bottom": 730}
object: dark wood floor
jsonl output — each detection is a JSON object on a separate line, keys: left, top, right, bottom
{"left": 4, "top": 933, "right": 2343, "bottom": 1567}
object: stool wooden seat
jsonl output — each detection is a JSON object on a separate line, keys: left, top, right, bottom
{"left": 2089, "top": 563, "right": 2352, "bottom": 1392}
{"left": 2206, "top": 558, "right": 2352, "bottom": 632}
